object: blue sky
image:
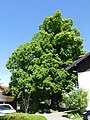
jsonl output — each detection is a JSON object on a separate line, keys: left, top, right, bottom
{"left": 0, "top": 0, "right": 90, "bottom": 86}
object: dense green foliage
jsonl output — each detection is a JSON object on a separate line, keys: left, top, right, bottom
{"left": 0, "top": 113, "right": 47, "bottom": 120}
{"left": 62, "top": 89, "right": 88, "bottom": 113}
{"left": 6, "top": 10, "right": 85, "bottom": 112}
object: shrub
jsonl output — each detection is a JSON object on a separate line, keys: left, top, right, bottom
{"left": 62, "top": 89, "right": 88, "bottom": 113}
{"left": 0, "top": 113, "right": 47, "bottom": 120}
{"left": 67, "top": 112, "right": 81, "bottom": 119}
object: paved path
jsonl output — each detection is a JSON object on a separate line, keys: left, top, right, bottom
{"left": 41, "top": 112, "right": 70, "bottom": 120}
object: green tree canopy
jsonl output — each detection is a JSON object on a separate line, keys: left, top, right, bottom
{"left": 6, "top": 10, "right": 85, "bottom": 113}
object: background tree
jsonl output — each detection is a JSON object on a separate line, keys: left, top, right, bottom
{"left": 2, "top": 86, "right": 12, "bottom": 96}
{"left": 62, "top": 89, "right": 88, "bottom": 113}
{"left": 6, "top": 10, "right": 85, "bottom": 113}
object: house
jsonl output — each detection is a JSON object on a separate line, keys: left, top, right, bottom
{"left": 67, "top": 52, "right": 90, "bottom": 73}
{"left": 0, "top": 86, "right": 17, "bottom": 110}
{"left": 67, "top": 52, "right": 90, "bottom": 110}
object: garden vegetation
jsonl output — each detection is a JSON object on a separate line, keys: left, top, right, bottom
{"left": 0, "top": 113, "right": 47, "bottom": 120}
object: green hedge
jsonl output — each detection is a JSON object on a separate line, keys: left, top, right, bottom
{"left": 0, "top": 113, "right": 47, "bottom": 120}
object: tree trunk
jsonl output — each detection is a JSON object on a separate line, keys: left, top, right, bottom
{"left": 20, "top": 94, "right": 31, "bottom": 113}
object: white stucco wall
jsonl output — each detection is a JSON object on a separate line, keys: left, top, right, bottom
{"left": 78, "top": 71, "right": 90, "bottom": 110}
